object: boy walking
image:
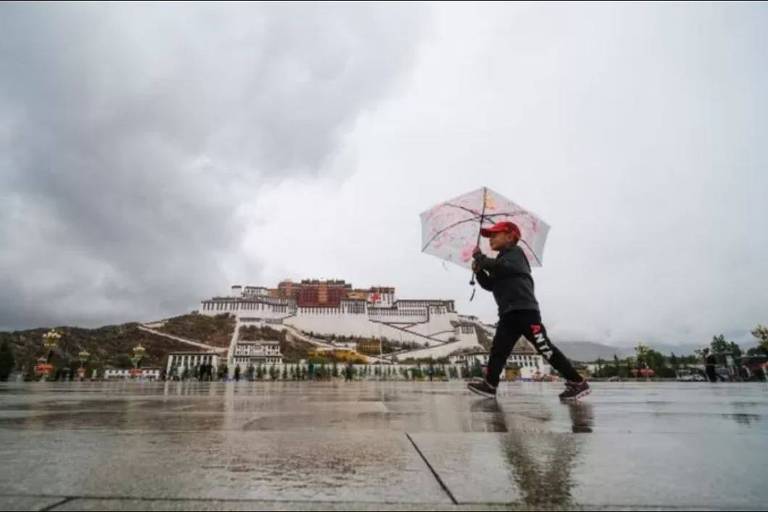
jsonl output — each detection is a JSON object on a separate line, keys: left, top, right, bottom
{"left": 467, "top": 221, "right": 590, "bottom": 401}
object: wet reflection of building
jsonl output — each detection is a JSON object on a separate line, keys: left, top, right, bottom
{"left": 480, "top": 399, "right": 595, "bottom": 508}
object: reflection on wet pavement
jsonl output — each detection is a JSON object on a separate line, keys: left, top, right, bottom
{"left": 0, "top": 381, "right": 766, "bottom": 510}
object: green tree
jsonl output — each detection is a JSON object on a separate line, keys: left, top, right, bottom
{"left": 0, "top": 341, "right": 15, "bottom": 381}
{"left": 710, "top": 334, "right": 730, "bottom": 355}
{"left": 634, "top": 343, "right": 650, "bottom": 367}
{"left": 596, "top": 358, "right": 604, "bottom": 376}
{"left": 728, "top": 342, "right": 742, "bottom": 358}
{"left": 644, "top": 349, "right": 666, "bottom": 374}
{"left": 752, "top": 325, "right": 768, "bottom": 354}
{"left": 112, "top": 354, "right": 134, "bottom": 369}
{"left": 621, "top": 357, "right": 632, "bottom": 379}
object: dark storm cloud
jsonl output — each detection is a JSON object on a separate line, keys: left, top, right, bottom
{"left": 0, "top": 3, "right": 426, "bottom": 329}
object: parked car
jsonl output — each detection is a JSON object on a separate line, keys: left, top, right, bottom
{"left": 676, "top": 368, "right": 706, "bottom": 382}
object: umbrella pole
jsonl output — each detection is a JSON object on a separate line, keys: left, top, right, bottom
{"left": 469, "top": 187, "right": 488, "bottom": 300}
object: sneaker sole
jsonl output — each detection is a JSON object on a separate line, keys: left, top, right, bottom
{"left": 467, "top": 386, "right": 497, "bottom": 399}
{"left": 560, "top": 387, "right": 591, "bottom": 402}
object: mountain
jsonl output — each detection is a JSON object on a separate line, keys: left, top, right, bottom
{"left": 0, "top": 323, "right": 199, "bottom": 375}
{"left": 557, "top": 340, "right": 760, "bottom": 362}
{"left": 0, "top": 313, "right": 236, "bottom": 376}
{"left": 556, "top": 342, "right": 634, "bottom": 362}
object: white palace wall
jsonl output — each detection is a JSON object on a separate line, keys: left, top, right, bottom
{"left": 401, "top": 309, "right": 457, "bottom": 340}
{"left": 395, "top": 335, "right": 478, "bottom": 360}
{"left": 283, "top": 307, "right": 371, "bottom": 338}
{"left": 200, "top": 300, "right": 294, "bottom": 321}
{"left": 199, "top": 296, "right": 483, "bottom": 355}
{"left": 283, "top": 309, "right": 449, "bottom": 348}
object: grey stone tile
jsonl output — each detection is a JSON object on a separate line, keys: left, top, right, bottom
{"left": 1, "top": 381, "right": 767, "bottom": 510}
{"left": 0, "top": 495, "right": 68, "bottom": 511}
{"left": 51, "top": 498, "right": 508, "bottom": 511}
{"left": 409, "top": 430, "right": 768, "bottom": 509}
{"left": 0, "top": 430, "right": 448, "bottom": 504}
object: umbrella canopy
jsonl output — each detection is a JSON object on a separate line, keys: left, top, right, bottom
{"left": 420, "top": 187, "right": 550, "bottom": 269}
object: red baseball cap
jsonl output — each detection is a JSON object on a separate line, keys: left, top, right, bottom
{"left": 480, "top": 221, "right": 521, "bottom": 238}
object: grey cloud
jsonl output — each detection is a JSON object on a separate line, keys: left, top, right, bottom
{"left": 0, "top": 3, "right": 426, "bottom": 329}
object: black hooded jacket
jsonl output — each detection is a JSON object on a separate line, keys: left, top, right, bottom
{"left": 473, "top": 244, "right": 539, "bottom": 315}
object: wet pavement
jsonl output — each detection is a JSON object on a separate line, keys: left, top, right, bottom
{"left": 0, "top": 381, "right": 766, "bottom": 510}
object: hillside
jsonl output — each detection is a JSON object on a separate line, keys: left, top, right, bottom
{"left": 0, "top": 313, "right": 243, "bottom": 376}
{"left": 155, "top": 313, "right": 235, "bottom": 348}
{"left": 0, "top": 323, "right": 196, "bottom": 375}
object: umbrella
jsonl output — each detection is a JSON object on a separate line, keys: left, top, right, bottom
{"left": 420, "top": 186, "right": 550, "bottom": 270}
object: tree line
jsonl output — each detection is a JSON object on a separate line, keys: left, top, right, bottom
{"left": 590, "top": 327, "right": 768, "bottom": 379}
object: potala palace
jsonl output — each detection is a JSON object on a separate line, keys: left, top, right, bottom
{"left": 200, "top": 279, "right": 484, "bottom": 359}
{"left": 154, "top": 280, "right": 551, "bottom": 378}
{"left": 191, "top": 279, "right": 549, "bottom": 379}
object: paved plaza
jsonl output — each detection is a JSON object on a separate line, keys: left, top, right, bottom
{"left": 0, "top": 380, "right": 766, "bottom": 510}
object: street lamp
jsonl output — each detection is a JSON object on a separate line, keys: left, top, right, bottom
{"left": 131, "top": 344, "right": 146, "bottom": 378}
{"left": 42, "top": 330, "right": 61, "bottom": 363}
{"left": 35, "top": 329, "right": 60, "bottom": 380}
{"left": 78, "top": 350, "right": 90, "bottom": 381}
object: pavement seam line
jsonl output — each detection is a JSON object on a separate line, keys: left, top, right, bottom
{"left": 39, "top": 496, "right": 74, "bottom": 512}
{"left": 405, "top": 432, "right": 458, "bottom": 505}
{"left": 2, "top": 494, "right": 450, "bottom": 507}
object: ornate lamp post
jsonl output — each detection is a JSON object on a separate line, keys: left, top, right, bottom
{"left": 42, "top": 330, "right": 61, "bottom": 362}
{"left": 130, "top": 344, "right": 146, "bottom": 379}
{"left": 78, "top": 350, "right": 90, "bottom": 381}
{"left": 35, "top": 329, "right": 61, "bottom": 380}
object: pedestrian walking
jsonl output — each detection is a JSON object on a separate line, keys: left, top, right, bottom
{"left": 467, "top": 221, "right": 590, "bottom": 401}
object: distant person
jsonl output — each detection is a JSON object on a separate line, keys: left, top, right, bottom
{"left": 467, "top": 221, "right": 590, "bottom": 401}
{"left": 703, "top": 348, "right": 718, "bottom": 383}
{"left": 345, "top": 363, "right": 353, "bottom": 382}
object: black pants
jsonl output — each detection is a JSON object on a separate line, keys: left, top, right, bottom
{"left": 486, "top": 310, "right": 582, "bottom": 387}
{"left": 706, "top": 366, "right": 718, "bottom": 383}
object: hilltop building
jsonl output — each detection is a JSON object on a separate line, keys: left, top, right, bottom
{"left": 200, "top": 279, "right": 484, "bottom": 361}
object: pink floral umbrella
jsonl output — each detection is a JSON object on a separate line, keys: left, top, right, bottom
{"left": 420, "top": 187, "right": 550, "bottom": 269}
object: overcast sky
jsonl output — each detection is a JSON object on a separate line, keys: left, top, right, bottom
{"left": 1, "top": 3, "right": 766, "bottom": 347}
